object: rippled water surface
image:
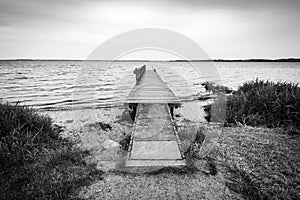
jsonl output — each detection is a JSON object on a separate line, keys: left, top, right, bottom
{"left": 1, "top": 60, "right": 299, "bottom": 110}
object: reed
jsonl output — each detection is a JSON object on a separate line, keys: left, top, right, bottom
{"left": 226, "top": 79, "right": 300, "bottom": 134}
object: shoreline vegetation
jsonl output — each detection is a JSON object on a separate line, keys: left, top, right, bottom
{"left": 0, "top": 103, "right": 103, "bottom": 199}
{"left": 202, "top": 79, "right": 300, "bottom": 200}
{"left": 204, "top": 79, "right": 300, "bottom": 135}
{"left": 1, "top": 79, "right": 299, "bottom": 199}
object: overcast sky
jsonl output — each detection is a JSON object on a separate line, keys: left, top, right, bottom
{"left": 0, "top": 0, "right": 299, "bottom": 59}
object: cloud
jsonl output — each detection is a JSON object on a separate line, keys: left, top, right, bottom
{"left": 0, "top": 0, "right": 299, "bottom": 59}
{"left": 165, "top": 0, "right": 300, "bottom": 10}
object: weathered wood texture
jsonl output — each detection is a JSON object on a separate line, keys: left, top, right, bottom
{"left": 126, "top": 68, "right": 180, "bottom": 104}
{"left": 125, "top": 66, "right": 184, "bottom": 167}
{"left": 133, "top": 65, "right": 146, "bottom": 83}
{"left": 125, "top": 103, "right": 185, "bottom": 167}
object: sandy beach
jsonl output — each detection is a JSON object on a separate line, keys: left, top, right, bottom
{"left": 41, "top": 104, "right": 299, "bottom": 199}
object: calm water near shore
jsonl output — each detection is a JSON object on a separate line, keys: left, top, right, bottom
{"left": 1, "top": 60, "right": 299, "bottom": 111}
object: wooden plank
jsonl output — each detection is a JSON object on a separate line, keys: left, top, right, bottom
{"left": 125, "top": 159, "right": 186, "bottom": 167}
{"left": 133, "top": 104, "right": 176, "bottom": 141}
{"left": 126, "top": 69, "right": 180, "bottom": 104}
{"left": 125, "top": 104, "right": 185, "bottom": 167}
{"left": 124, "top": 66, "right": 184, "bottom": 168}
{"left": 130, "top": 141, "right": 182, "bottom": 160}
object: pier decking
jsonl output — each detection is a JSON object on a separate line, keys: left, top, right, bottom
{"left": 125, "top": 65, "right": 185, "bottom": 167}
{"left": 125, "top": 67, "right": 180, "bottom": 104}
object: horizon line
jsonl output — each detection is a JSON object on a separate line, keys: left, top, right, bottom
{"left": 0, "top": 57, "right": 300, "bottom": 62}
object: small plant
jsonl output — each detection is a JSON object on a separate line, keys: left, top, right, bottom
{"left": 184, "top": 127, "right": 206, "bottom": 158}
{"left": 205, "top": 157, "right": 218, "bottom": 176}
{"left": 119, "top": 131, "right": 131, "bottom": 151}
{"left": 86, "top": 121, "right": 112, "bottom": 131}
{"left": 97, "top": 122, "right": 112, "bottom": 131}
{"left": 203, "top": 95, "right": 226, "bottom": 123}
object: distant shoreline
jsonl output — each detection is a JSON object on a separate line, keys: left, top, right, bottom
{"left": 0, "top": 58, "right": 300, "bottom": 62}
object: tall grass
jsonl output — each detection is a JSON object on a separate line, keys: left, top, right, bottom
{"left": 0, "top": 102, "right": 102, "bottom": 199}
{"left": 0, "top": 102, "right": 57, "bottom": 168}
{"left": 226, "top": 79, "right": 300, "bottom": 134}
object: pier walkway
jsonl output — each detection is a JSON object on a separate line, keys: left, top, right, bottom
{"left": 125, "top": 65, "right": 185, "bottom": 167}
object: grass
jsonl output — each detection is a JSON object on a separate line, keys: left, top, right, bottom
{"left": 203, "top": 95, "right": 227, "bottom": 123}
{"left": 0, "top": 102, "right": 56, "bottom": 167}
{"left": 201, "top": 79, "right": 300, "bottom": 199}
{"left": 119, "top": 131, "right": 131, "bottom": 151}
{"left": 212, "top": 127, "right": 300, "bottom": 200}
{"left": 225, "top": 162, "right": 268, "bottom": 200}
{"left": 183, "top": 127, "right": 206, "bottom": 158}
{"left": 226, "top": 79, "right": 300, "bottom": 134}
{"left": 0, "top": 102, "right": 103, "bottom": 200}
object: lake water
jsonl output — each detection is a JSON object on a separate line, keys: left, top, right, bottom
{"left": 1, "top": 60, "right": 300, "bottom": 111}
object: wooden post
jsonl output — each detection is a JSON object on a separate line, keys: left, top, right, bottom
{"left": 129, "top": 103, "right": 138, "bottom": 121}
{"left": 168, "top": 103, "right": 181, "bottom": 119}
{"left": 134, "top": 65, "right": 146, "bottom": 84}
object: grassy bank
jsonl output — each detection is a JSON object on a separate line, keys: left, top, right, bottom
{"left": 212, "top": 126, "right": 300, "bottom": 200}
{"left": 202, "top": 79, "right": 300, "bottom": 199}
{"left": 0, "top": 102, "right": 102, "bottom": 200}
{"left": 225, "top": 79, "right": 300, "bottom": 134}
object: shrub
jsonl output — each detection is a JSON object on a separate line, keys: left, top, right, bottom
{"left": 184, "top": 127, "right": 206, "bottom": 158}
{"left": 0, "top": 102, "right": 102, "bottom": 199}
{"left": 119, "top": 131, "right": 131, "bottom": 151}
{"left": 226, "top": 79, "right": 300, "bottom": 134}
{"left": 0, "top": 102, "right": 58, "bottom": 168}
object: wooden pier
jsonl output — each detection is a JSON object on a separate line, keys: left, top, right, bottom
{"left": 125, "top": 65, "right": 185, "bottom": 167}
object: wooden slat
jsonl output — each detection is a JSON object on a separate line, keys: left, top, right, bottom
{"left": 125, "top": 104, "right": 185, "bottom": 168}
{"left": 125, "top": 159, "right": 186, "bottom": 167}
{"left": 126, "top": 70, "right": 180, "bottom": 104}
{"left": 130, "top": 141, "right": 182, "bottom": 160}
{"left": 124, "top": 67, "right": 184, "bottom": 168}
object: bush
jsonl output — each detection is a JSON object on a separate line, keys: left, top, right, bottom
{"left": 226, "top": 79, "right": 300, "bottom": 134}
{"left": 0, "top": 102, "right": 102, "bottom": 199}
{"left": 0, "top": 102, "right": 60, "bottom": 168}
{"left": 184, "top": 127, "right": 206, "bottom": 158}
